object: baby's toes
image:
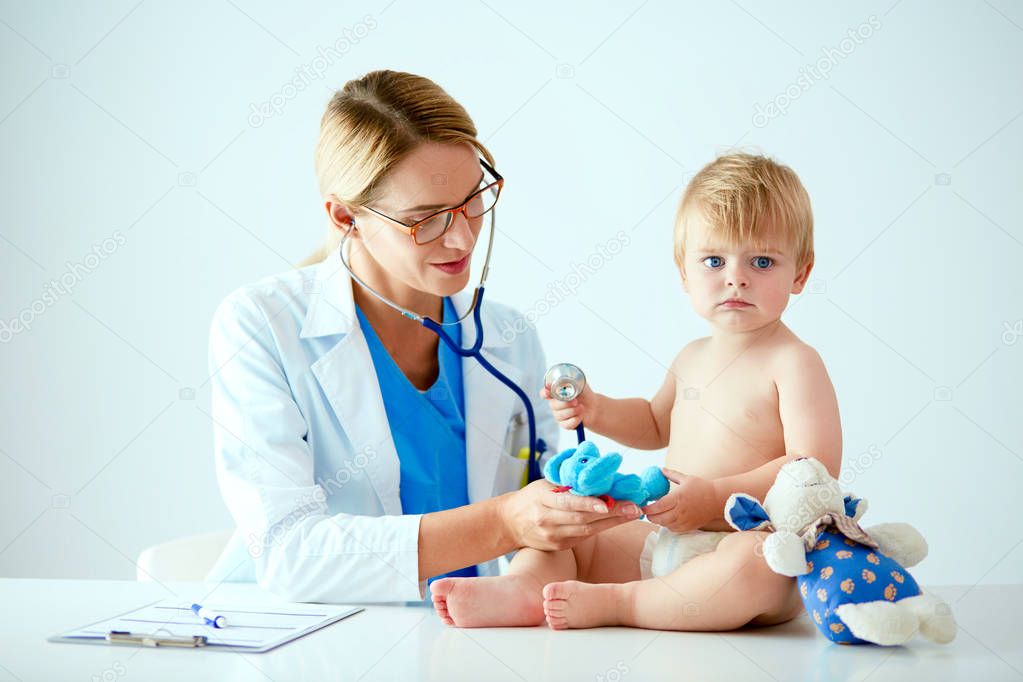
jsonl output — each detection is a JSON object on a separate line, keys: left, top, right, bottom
{"left": 543, "top": 581, "right": 573, "bottom": 602}
{"left": 545, "top": 613, "right": 569, "bottom": 630}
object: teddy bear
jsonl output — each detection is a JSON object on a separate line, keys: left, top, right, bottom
{"left": 723, "top": 456, "right": 956, "bottom": 646}
{"left": 543, "top": 441, "right": 669, "bottom": 509}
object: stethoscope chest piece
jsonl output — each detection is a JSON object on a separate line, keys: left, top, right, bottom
{"left": 545, "top": 363, "right": 587, "bottom": 401}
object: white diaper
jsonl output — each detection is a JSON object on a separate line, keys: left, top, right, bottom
{"left": 639, "top": 527, "right": 731, "bottom": 579}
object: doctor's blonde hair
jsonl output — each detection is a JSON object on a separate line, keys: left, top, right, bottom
{"left": 303, "top": 70, "right": 494, "bottom": 265}
{"left": 673, "top": 152, "right": 814, "bottom": 272}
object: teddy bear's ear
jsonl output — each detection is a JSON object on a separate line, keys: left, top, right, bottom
{"left": 843, "top": 494, "right": 868, "bottom": 521}
{"left": 542, "top": 447, "right": 576, "bottom": 484}
{"left": 724, "top": 493, "right": 772, "bottom": 531}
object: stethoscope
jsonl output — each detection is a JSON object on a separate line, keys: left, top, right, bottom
{"left": 338, "top": 208, "right": 588, "bottom": 483}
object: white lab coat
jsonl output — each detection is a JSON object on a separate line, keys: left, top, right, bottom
{"left": 204, "top": 254, "right": 559, "bottom": 603}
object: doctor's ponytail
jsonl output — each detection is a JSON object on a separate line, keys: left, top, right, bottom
{"left": 302, "top": 70, "right": 494, "bottom": 266}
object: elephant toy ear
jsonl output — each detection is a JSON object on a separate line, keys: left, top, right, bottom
{"left": 543, "top": 447, "right": 576, "bottom": 485}
{"left": 843, "top": 494, "right": 868, "bottom": 521}
{"left": 724, "top": 493, "right": 772, "bottom": 531}
{"left": 575, "top": 453, "right": 622, "bottom": 495}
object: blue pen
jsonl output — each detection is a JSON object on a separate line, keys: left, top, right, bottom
{"left": 191, "top": 603, "right": 227, "bottom": 628}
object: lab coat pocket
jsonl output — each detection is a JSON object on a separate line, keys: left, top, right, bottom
{"left": 496, "top": 411, "right": 529, "bottom": 493}
{"left": 495, "top": 449, "right": 529, "bottom": 494}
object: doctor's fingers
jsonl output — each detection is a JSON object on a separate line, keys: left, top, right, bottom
{"left": 542, "top": 489, "right": 638, "bottom": 516}
{"left": 539, "top": 506, "right": 638, "bottom": 529}
{"left": 554, "top": 516, "right": 637, "bottom": 543}
{"left": 541, "top": 498, "right": 642, "bottom": 525}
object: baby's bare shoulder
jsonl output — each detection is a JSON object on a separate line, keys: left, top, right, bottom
{"left": 671, "top": 336, "right": 711, "bottom": 368}
{"left": 766, "top": 336, "right": 828, "bottom": 379}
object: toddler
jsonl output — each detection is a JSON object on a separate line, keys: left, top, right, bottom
{"left": 431, "top": 153, "right": 842, "bottom": 630}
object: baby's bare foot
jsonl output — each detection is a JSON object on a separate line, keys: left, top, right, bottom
{"left": 430, "top": 574, "right": 545, "bottom": 628}
{"left": 543, "top": 580, "right": 624, "bottom": 630}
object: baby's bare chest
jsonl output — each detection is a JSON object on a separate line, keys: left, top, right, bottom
{"left": 666, "top": 351, "right": 786, "bottom": 476}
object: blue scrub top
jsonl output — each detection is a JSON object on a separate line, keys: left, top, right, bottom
{"left": 355, "top": 297, "right": 478, "bottom": 582}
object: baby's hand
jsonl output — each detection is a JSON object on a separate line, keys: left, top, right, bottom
{"left": 539, "top": 383, "right": 599, "bottom": 431}
{"left": 642, "top": 469, "right": 719, "bottom": 533}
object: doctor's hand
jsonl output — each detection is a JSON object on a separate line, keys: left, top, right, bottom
{"left": 539, "top": 384, "right": 601, "bottom": 431}
{"left": 641, "top": 469, "right": 720, "bottom": 533}
{"left": 499, "top": 479, "right": 642, "bottom": 551}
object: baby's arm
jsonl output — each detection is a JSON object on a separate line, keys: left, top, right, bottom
{"left": 588, "top": 368, "right": 675, "bottom": 450}
{"left": 543, "top": 348, "right": 679, "bottom": 450}
{"left": 707, "top": 343, "right": 843, "bottom": 521}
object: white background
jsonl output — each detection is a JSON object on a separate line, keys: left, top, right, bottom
{"left": 1, "top": 1, "right": 1020, "bottom": 588}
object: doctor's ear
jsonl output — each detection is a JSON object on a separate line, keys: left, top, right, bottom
{"left": 325, "top": 197, "right": 358, "bottom": 237}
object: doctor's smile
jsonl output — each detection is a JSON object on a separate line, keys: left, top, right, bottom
{"left": 431, "top": 253, "right": 471, "bottom": 275}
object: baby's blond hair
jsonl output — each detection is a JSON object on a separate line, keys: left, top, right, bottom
{"left": 673, "top": 153, "right": 813, "bottom": 271}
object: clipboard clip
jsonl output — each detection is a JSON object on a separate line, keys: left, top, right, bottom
{"left": 106, "top": 630, "right": 208, "bottom": 648}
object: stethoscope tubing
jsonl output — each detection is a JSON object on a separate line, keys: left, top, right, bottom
{"left": 337, "top": 210, "right": 547, "bottom": 482}
{"left": 423, "top": 291, "right": 541, "bottom": 482}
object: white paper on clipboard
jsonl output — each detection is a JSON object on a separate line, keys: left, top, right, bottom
{"left": 49, "top": 598, "right": 363, "bottom": 653}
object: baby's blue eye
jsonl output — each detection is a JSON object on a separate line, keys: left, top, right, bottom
{"left": 701, "top": 256, "right": 724, "bottom": 268}
{"left": 752, "top": 256, "right": 773, "bottom": 269}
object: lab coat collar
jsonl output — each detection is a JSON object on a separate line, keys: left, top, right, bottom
{"left": 300, "top": 251, "right": 512, "bottom": 350}
{"left": 299, "top": 255, "right": 356, "bottom": 339}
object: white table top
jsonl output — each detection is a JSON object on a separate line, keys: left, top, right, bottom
{"left": 0, "top": 579, "right": 1018, "bottom": 681}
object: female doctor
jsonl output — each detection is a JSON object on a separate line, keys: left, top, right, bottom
{"left": 205, "top": 70, "right": 644, "bottom": 602}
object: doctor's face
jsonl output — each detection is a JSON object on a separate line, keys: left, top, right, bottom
{"left": 349, "top": 142, "right": 487, "bottom": 298}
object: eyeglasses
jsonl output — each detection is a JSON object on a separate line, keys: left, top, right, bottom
{"left": 360, "top": 159, "right": 504, "bottom": 245}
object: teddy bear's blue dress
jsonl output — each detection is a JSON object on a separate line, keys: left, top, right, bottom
{"left": 800, "top": 529, "right": 922, "bottom": 644}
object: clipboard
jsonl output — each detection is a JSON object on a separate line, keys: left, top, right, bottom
{"left": 48, "top": 598, "right": 363, "bottom": 653}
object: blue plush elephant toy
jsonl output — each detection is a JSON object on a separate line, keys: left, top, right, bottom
{"left": 543, "top": 441, "right": 669, "bottom": 508}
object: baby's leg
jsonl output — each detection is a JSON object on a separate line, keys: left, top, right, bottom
{"left": 432, "top": 520, "right": 654, "bottom": 628}
{"left": 539, "top": 520, "right": 654, "bottom": 628}
{"left": 543, "top": 531, "right": 803, "bottom": 630}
